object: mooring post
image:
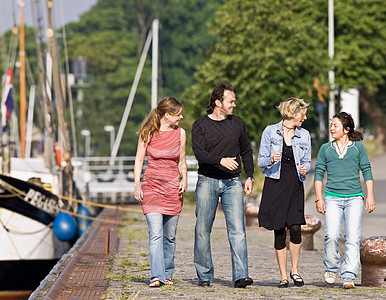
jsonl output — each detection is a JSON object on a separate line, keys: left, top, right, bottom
{"left": 105, "top": 228, "right": 110, "bottom": 254}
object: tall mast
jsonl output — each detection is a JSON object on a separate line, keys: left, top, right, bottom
{"left": 19, "top": 0, "right": 26, "bottom": 157}
{"left": 46, "top": 0, "right": 73, "bottom": 195}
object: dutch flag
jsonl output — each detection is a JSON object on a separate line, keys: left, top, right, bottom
{"left": 1, "top": 67, "right": 15, "bottom": 132}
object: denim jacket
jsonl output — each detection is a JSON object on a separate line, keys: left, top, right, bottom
{"left": 257, "top": 120, "right": 311, "bottom": 182}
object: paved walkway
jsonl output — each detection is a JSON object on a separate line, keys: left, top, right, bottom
{"left": 104, "top": 153, "right": 386, "bottom": 299}
{"left": 32, "top": 153, "right": 386, "bottom": 299}
{"left": 104, "top": 204, "right": 384, "bottom": 299}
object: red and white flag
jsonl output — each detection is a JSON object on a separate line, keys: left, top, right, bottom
{"left": 1, "top": 67, "right": 15, "bottom": 132}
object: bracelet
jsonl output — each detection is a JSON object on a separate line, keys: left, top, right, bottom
{"left": 315, "top": 199, "right": 323, "bottom": 203}
{"left": 246, "top": 177, "right": 254, "bottom": 182}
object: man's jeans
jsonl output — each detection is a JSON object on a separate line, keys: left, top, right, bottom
{"left": 194, "top": 174, "right": 249, "bottom": 284}
{"left": 324, "top": 196, "right": 363, "bottom": 279}
{"left": 145, "top": 212, "right": 179, "bottom": 283}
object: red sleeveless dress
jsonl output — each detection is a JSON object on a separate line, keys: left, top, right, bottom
{"left": 141, "top": 126, "right": 183, "bottom": 215}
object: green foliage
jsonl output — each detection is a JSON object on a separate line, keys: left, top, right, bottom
{"left": 2, "top": 0, "right": 385, "bottom": 157}
{"left": 183, "top": 0, "right": 329, "bottom": 143}
{"left": 334, "top": 0, "right": 386, "bottom": 91}
{"left": 65, "top": 0, "right": 219, "bottom": 156}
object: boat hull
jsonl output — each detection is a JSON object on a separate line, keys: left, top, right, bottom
{"left": 0, "top": 259, "right": 58, "bottom": 290}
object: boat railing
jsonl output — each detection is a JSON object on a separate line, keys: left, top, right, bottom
{"left": 72, "top": 156, "right": 198, "bottom": 203}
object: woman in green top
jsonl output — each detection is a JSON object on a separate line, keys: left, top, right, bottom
{"left": 314, "top": 112, "right": 375, "bottom": 289}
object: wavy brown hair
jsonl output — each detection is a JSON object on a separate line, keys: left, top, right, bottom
{"left": 137, "top": 97, "right": 183, "bottom": 143}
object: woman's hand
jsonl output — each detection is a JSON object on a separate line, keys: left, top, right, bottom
{"left": 366, "top": 196, "right": 375, "bottom": 213}
{"left": 315, "top": 199, "right": 326, "bottom": 215}
{"left": 271, "top": 152, "right": 282, "bottom": 163}
{"left": 299, "top": 164, "right": 307, "bottom": 176}
{"left": 134, "top": 188, "right": 143, "bottom": 202}
{"left": 179, "top": 178, "right": 187, "bottom": 193}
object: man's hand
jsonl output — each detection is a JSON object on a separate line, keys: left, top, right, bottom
{"left": 244, "top": 178, "right": 253, "bottom": 195}
{"left": 220, "top": 157, "right": 239, "bottom": 171}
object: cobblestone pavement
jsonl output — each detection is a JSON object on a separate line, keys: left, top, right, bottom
{"left": 105, "top": 153, "right": 386, "bottom": 299}
{"left": 105, "top": 204, "right": 385, "bottom": 300}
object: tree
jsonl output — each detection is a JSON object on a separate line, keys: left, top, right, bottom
{"left": 334, "top": 0, "right": 386, "bottom": 148}
{"left": 183, "top": 0, "right": 329, "bottom": 145}
{"left": 65, "top": 0, "right": 220, "bottom": 156}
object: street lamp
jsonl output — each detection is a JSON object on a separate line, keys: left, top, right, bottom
{"left": 103, "top": 125, "right": 115, "bottom": 155}
{"left": 80, "top": 129, "right": 90, "bottom": 158}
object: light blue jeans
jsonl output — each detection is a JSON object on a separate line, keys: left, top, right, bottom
{"left": 324, "top": 196, "right": 364, "bottom": 279}
{"left": 194, "top": 175, "right": 249, "bottom": 284}
{"left": 145, "top": 212, "right": 179, "bottom": 283}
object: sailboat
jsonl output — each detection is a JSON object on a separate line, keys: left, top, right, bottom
{"left": 0, "top": 0, "right": 83, "bottom": 293}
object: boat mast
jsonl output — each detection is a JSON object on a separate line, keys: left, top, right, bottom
{"left": 46, "top": 0, "right": 73, "bottom": 195}
{"left": 30, "top": 0, "right": 57, "bottom": 170}
{"left": 19, "top": 1, "right": 26, "bottom": 157}
{"left": 109, "top": 19, "right": 159, "bottom": 167}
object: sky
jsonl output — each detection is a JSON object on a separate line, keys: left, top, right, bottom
{"left": 0, "top": 0, "right": 98, "bottom": 33}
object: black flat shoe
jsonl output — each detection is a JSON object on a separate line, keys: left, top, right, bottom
{"left": 278, "top": 279, "right": 289, "bottom": 288}
{"left": 198, "top": 280, "right": 210, "bottom": 287}
{"left": 290, "top": 272, "right": 304, "bottom": 287}
{"left": 234, "top": 277, "right": 253, "bottom": 288}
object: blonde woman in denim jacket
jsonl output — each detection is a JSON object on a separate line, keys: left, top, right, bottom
{"left": 257, "top": 97, "right": 311, "bottom": 288}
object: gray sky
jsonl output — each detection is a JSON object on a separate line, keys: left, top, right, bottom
{"left": 0, "top": 0, "right": 98, "bottom": 33}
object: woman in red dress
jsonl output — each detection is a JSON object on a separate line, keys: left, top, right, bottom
{"left": 134, "top": 97, "right": 187, "bottom": 287}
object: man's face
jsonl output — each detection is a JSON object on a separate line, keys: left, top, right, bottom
{"left": 219, "top": 90, "right": 236, "bottom": 116}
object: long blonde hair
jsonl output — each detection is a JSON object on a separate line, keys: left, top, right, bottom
{"left": 137, "top": 97, "right": 183, "bottom": 143}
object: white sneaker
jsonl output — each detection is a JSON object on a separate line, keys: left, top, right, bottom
{"left": 343, "top": 278, "right": 355, "bottom": 289}
{"left": 324, "top": 271, "right": 337, "bottom": 285}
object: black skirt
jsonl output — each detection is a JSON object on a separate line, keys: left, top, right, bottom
{"left": 258, "top": 143, "right": 306, "bottom": 230}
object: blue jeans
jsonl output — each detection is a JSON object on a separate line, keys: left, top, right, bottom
{"left": 194, "top": 175, "right": 249, "bottom": 284}
{"left": 145, "top": 213, "right": 179, "bottom": 283}
{"left": 324, "top": 196, "right": 364, "bottom": 279}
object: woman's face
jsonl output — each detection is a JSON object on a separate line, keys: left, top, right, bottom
{"left": 166, "top": 110, "right": 184, "bottom": 126}
{"left": 292, "top": 110, "right": 307, "bottom": 127}
{"left": 330, "top": 117, "right": 348, "bottom": 140}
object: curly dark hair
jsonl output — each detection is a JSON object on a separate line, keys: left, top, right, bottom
{"left": 206, "top": 81, "right": 234, "bottom": 114}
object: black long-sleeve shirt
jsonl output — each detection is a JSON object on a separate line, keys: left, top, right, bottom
{"left": 191, "top": 115, "right": 254, "bottom": 179}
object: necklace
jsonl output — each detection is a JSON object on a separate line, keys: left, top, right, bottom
{"left": 282, "top": 123, "right": 295, "bottom": 130}
{"left": 335, "top": 138, "right": 349, "bottom": 159}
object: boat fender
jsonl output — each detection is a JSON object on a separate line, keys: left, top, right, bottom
{"left": 53, "top": 211, "right": 77, "bottom": 241}
{"left": 77, "top": 204, "right": 92, "bottom": 236}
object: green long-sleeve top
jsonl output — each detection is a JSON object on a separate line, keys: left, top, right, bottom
{"left": 314, "top": 141, "right": 373, "bottom": 195}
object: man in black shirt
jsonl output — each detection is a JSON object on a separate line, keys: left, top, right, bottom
{"left": 192, "top": 81, "right": 254, "bottom": 288}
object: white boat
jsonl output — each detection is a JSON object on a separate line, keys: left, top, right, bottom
{"left": 0, "top": 158, "right": 74, "bottom": 291}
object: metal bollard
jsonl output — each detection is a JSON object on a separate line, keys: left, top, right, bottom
{"left": 301, "top": 215, "right": 321, "bottom": 251}
{"left": 360, "top": 236, "right": 386, "bottom": 287}
{"left": 244, "top": 202, "right": 259, "bottom": 227}
{"left": 105, "top": 228, "right": 110, "bottom": 254}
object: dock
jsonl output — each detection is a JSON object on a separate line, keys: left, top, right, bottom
{"left": 29, "top": 153, "right": 386, "bottom": 299}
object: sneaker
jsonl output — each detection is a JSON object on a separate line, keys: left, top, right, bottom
{"left": 324, "top": 271, "right": 337, "bottom": 285}
{"left": 343, "top": 278, "right": 355, "bottom": 289}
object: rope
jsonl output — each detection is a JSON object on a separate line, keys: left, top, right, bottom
{"left": 0, "top": 216, "right": 52, "bottom": 235}
{"left": 0, "top": 179, "right": 225, "bottom": 222}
